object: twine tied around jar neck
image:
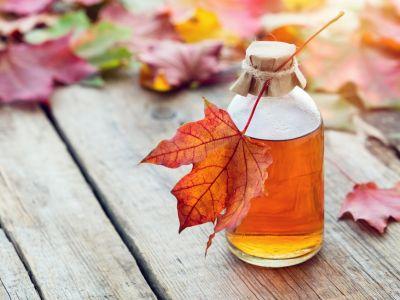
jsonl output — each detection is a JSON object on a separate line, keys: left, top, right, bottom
{"left": 241, "top": 57, "right": 299, "bottom": 80}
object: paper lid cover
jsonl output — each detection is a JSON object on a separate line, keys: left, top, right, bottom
{"left": 230, "top": 41, "right": 307, "bottom": 97}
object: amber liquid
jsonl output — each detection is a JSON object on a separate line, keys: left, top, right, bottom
{"left": 226, "top": 125, "right": 324, "bottom": 265}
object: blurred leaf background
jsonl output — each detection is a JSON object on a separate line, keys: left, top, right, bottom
{"left": 0, "top": 0, "right": 399, "bottom": 132}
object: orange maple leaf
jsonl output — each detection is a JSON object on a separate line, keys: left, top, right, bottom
{"left": 339, "top": 182, "right": 400, "bottom": 233}
{"left": 302, "top": 35, "right": 400, "bottom": 109}
{"left": 301, "top": 6, "right": 400, "bottom": 109}
{"left": 361, "top": 5, "right": 400, "bottom": 54}
{"left": 142, "top": 99, "right": 272, "bottom": 250}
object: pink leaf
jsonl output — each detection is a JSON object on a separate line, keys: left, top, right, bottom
{"left": 170, "top": 0, "right": 281, "bottom": 38}
{"left": 100, "top": 2, "right": 180, "bottom": 51}
{"left": 0, "top": 36, "right": 96, "bottom": 103}
{"left": 0, "top": 0, "right": 54, "bottom": 15}
{"left": 339, "top": 182, "right": 400, "bottom": 233}
{"left": 139, "top": 40, "right": 223, "bottom": 89}
{"left": 212, "top": 0, "right": 281, "bottom": 38}
{"left": 0, "top": 14, "right": 56, "bottom": 36}
{"left": 303, "top": 39, "right": 400, "bottom": 109}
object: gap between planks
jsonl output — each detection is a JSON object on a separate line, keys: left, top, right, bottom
{"left": 0, "top": 224, "right": 43, "bottom": 299}
{"left": 40, "top": 104, "right": 166, "bottom": 300}
{"left": 0, "top": 103, "right": 155, "bottom": 299}
{"left": 0, "top": 229, "right": 40, "bottom": 299}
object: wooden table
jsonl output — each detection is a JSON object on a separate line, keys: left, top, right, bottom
{"left": 0, "top": 76, "right": 399, "bottom": 299}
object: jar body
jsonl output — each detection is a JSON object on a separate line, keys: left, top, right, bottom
{"left": 226, "top": 87, "right": 324, "bottom": 267}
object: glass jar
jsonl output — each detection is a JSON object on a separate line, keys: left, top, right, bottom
{"left": 226, "top": 86, "right": 324, "bottom": 268}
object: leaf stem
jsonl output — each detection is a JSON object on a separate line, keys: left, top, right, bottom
{"left": 241, "top": 11, "right": 345, "bottom": 135}
{"left": 241, "top": 79, "right": 271, "bottom": 134}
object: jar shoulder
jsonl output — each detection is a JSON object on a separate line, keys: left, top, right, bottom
{"left": 227, "top": 87, "right": 322, "bottom": 140}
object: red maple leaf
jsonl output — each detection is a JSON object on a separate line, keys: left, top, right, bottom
{"left": 142, "top": 99, "right": 272, "bottom": 250}
{"left": 339, "top": 182, "right": 400, "bottom": 233}
{"left": 0, "top": 36, "right": 95, "bottom": 103}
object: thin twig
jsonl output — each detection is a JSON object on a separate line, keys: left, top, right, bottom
{"left": 241, "top": 11, "right": 345, "bottom": 135}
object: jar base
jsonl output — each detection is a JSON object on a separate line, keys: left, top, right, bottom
{"left": 228, "top": 242, "right": 322, "bottom": 268}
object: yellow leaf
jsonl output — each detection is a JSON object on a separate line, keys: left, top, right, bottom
{"left": 282, "top": 0, "right": 325, "bottom": 11}
{"left": 175, "top": 8, "right": 219, "bottom": 42}
{"left": 262, "top": 25, "right": 304, "bottom": 46}
{"left": 175, "top": 7, "right": 240, "bottom": 45}
{"left": 139, "top": 64, "right": 172, "bottom": 92}
{"left": 152, "top": 73, "right": 171, "bottom": 92}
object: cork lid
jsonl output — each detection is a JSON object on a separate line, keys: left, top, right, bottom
{"left": 230, "top": 41, "right": 307, "bottom": 97}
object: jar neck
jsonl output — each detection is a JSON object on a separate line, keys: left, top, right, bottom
{"left": 246, "top": 87, "right": 300, "bottom": 100}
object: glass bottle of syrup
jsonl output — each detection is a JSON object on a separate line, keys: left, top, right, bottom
{"left": 226, "top": 41, "right": 324, "bottom": 267}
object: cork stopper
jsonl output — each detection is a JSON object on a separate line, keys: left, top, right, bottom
{"left": 230, "top": 41, "right": 307, "bottom": 97}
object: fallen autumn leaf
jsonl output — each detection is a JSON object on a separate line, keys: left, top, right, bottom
{"left": 142, "top": 99, "right": 272, "bottom": 250}
{"left": 340, "top": 182, "right": 400, "bottom": 233}
{"left": 0, "top": 35, "right": 95, "bottom": 103}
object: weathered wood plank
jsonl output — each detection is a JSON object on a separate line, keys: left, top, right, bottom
{"left": 0, "top": 230, "right": 39, "bottom": 299}
{"left": 0, "top": 105, "right": 155, "bottom": 299}
{"left": 325, "top": 132, "right": 400, "bottom": 298}
{"left": 51, "top": 78, "right": 400, "bottom": 299}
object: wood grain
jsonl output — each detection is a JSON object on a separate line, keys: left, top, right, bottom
{"left": 0, "top": 230, "right": 39, "bottom": 299}
{"left": 0, "top": 105, "right": 155, "bottom": 299}
{"left": 51, "top": 78, "right": 400, "bottom": 299}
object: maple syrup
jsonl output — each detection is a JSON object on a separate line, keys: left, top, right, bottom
{"left": 227, "top": 40, "right": 324, "bottom": 267}
{"left": 226, "top": 124, "right": 324, "bottom": 267}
